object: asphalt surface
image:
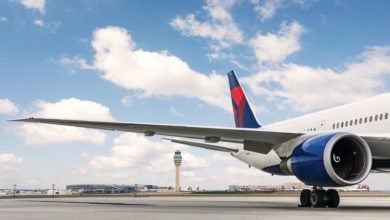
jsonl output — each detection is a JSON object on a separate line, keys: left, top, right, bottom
{"left": 1, "top": 196, "right": 390, "bottom": 220}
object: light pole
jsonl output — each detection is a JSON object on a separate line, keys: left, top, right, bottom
{"left": 13, "top": 184, "right": 16, "bottom": 198}
{"left": 52, "top": 184, "right": 55, "bottom": 198}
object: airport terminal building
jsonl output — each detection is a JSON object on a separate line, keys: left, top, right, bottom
{"left": 66, "top": 184, "right": 172, "bottom": 194}
{"left": 66, "top": 184, "right": 135, "bottom": 194}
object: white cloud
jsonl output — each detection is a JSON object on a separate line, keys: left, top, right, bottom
{"left": 57, "top": 56, "right": 93, "bottom": 73}
{"left": 210, "top": 153, "right": 235, "bottom": 162}
{"left": 250, "top": 21, "right": 304, "bottom": 64}
{"left": 0, "top": 99, "right": 19, "bottom": 115}
{"left": 0, "top": 17, "right": 7, "bottom": 22}
{"left": 170, "top": 107, "right": 184, "bottom": 117}
{"left": 88, "top": 133, "right": 215, "bottom": 187}
{"left": 80, "top": 152, "right": 90, "bottom": 158}
{"left": 251, "top": 0, "right": 282, "bottom": 21}
{"left": 0, "top": 153, "right": 23, "bottom": 164}
{"left": 170, "top": 0, "right": 243, "bottom": 52}
{"left": 120, "top": 96, "right": 133, "bottom": 107}
{"left": 73, "top": 26, "right": 230, "bottom": 111}
{"left": 71, "top": 167, "right": 87, "bottom": 175}
{"left": 245, "top": 46, "right": 390, "bottom": 112}
{"left": 90, "top": 133, "right": 208, "bottom": 172}
{"left": 33, "top": 19, "right": 44, "bottom": 27}
{"left": 16, "top": 98, "right": 115, "bottom": 145}
{"left": 90, "top": 133, "right": 169, "bottom": 169}
{"left": 17, "top": 0, "right": 45, "bottom": 14}
{"left": 251, "top": 0, "right": 317, "bottom": 21}
{"left": 0, "top": 153, "right": 23, "bottom": 175}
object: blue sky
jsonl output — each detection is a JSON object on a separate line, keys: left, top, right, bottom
{"left": 1, "top": 0, "right": 390, "bottom": 190}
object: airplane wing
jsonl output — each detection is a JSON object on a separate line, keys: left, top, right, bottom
{"left": 12, "top": 118, "right": 302, "bottom": 153}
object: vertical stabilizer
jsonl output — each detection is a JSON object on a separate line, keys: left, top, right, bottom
{"left": 228, "top": 70, "right": 261, "bottom": 128}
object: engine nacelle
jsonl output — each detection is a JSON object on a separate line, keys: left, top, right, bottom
{"left": 281, "top": 133, "right": 372, "bottom": 187}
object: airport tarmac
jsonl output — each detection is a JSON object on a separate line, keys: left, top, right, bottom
{"left": 1, "top": 196, "right": 390, "bottom": 220}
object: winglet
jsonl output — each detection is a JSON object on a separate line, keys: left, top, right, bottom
{"left": 227, "top": 70, "right": 261, "bottom": 128}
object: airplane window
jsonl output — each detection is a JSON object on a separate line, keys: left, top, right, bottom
{"left": 380, "top": 114, "right": 383, "bottom": 120}
{"left": 336, "top": 123, "right": 339, "bottom": 128}
{"left": 345, "top": 121, "right": 348, "bottom": 127}
{"left": 332, "top": 124, "right": 335, "bottom": 129}
{"left": 375, "top": 115, "right": 378, "bottom": 121}
{"left": 314, "top": 128, "right": 316, "bottom": 131}
{"left": 341, "top": 122, "right": 344, "bottom": 128}
{"left": 364, "top": 117, "right": 367, "bottom": 123}
{"left": 354, "top": 119, "right": 358, "bottom": 125}
{"left": 350, "top": 120, "right": 353, "bottom": 126}
{"left": 385, "top": 113, "right": 388, "bottom": 120}
{"left": 359, "top": 118, "right": 362, "bottom": 124}
{"left": 369, "top": 116, "right": 373, "bottom": 122}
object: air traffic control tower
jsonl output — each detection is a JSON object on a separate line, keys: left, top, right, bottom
{"left": 173, "top": 150, "right": 182, "bottom": 192}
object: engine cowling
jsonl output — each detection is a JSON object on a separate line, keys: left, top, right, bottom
{"left": 281, "top": 132, "right": 372, "bottom": 187}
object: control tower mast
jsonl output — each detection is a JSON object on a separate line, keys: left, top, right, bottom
{"left": 173, "top": 150, "right": 182, "bottom": 192}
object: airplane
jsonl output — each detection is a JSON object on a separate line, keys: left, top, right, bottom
{"left": 12, "top": 70, "right": 390, "bottom": 208}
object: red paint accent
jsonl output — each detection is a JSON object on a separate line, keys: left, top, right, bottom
{"left": 230, "top": 86, "right": 247, "bottom": 128}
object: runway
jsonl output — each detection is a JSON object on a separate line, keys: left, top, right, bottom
{"left": 1, "top": 196, "right": 390, "bottom": 220}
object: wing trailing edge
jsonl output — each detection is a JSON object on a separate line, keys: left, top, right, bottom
{"left": 164, "top": 138, "right": 238, "bottom": 152}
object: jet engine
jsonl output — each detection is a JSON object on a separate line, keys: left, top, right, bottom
{"left": 280, "top": 132, "right": 372, "bottom": 187}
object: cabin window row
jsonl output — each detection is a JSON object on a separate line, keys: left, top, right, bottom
{"left": 332, "top": 113, "right": 389, "bottom": 130}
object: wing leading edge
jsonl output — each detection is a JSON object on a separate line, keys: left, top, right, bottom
{"left": 12, "top": 118, "right": 302, "bottom": 153}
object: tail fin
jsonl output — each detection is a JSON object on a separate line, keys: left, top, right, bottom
{"left": 228, "top": 70, "right": 261, "bottom": 128}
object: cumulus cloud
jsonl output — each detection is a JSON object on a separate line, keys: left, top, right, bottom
{"left": 244, "top": 46, "right": 390, "bottom": 112}
{"left": 250, "top": 21, "right": 304, "bottom": 64}
{"left": 170, "top": 0, "right": 243, "bottom": 54}
{"left": 16, "top": 98, "right": 115, "bottom": 145}
{"left": 72, "top": 26, "right": 230, "bottom": 111}
{"left": 90, "top": 133, "right": 160, "bottom": 169}
{"left": 0, "top": 99, "right": 19, "bottom": 115}
{"left": 0, "top": 153, "right": 23, "bottom": 174}
{"left": 90, "top": 133, "right": 208, "bottom": 173}
{"left": 17, "top": 0, "right": 45, "bottom": 14}
{"left": 0, "top": 17, "right": 7, "bottom": 22}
